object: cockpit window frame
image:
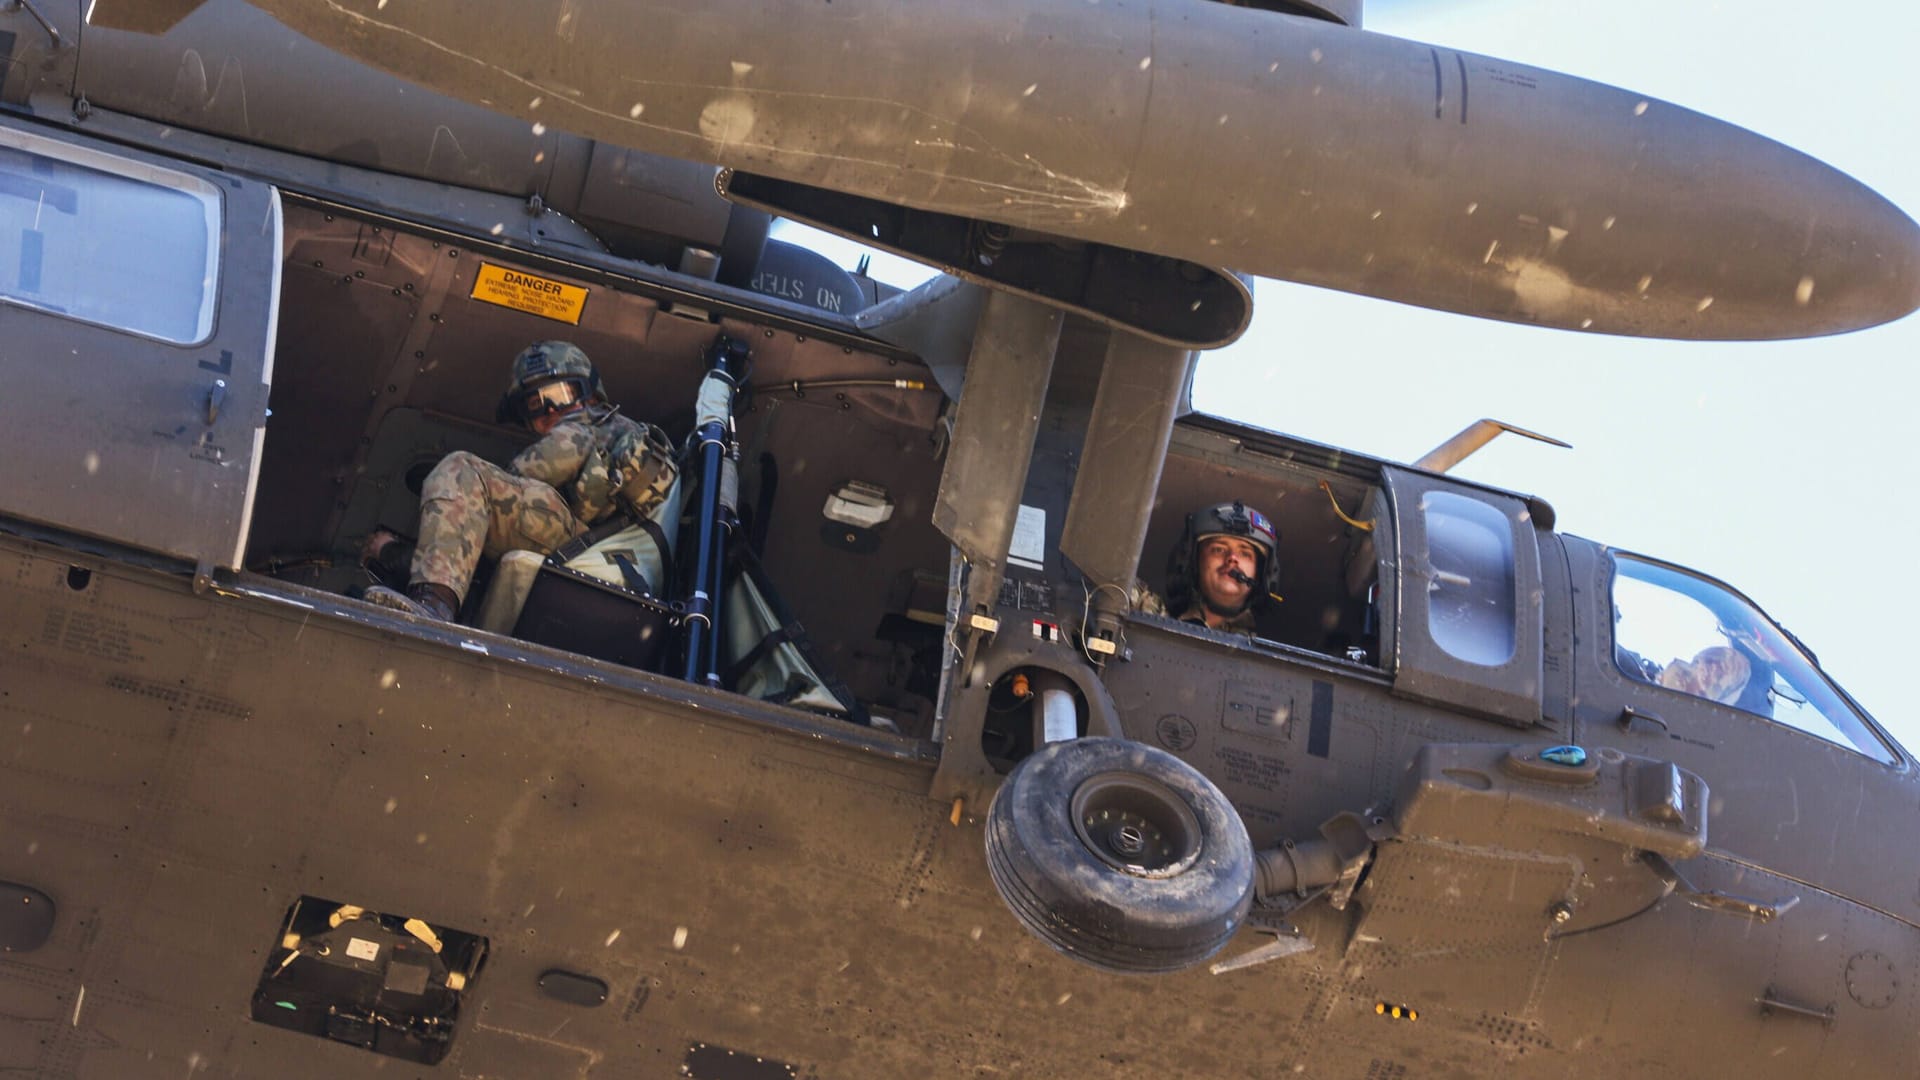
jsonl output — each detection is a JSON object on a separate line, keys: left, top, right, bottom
{"left": 1605, "top": 550, "right": 1903, "bottom": 766}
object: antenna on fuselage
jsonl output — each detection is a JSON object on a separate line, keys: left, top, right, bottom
{"left": 1414, "top": 419, "right": 1571, "bottom": 474}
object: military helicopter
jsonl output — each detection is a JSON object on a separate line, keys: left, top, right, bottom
{"left": 1, "top": 0, "right": 1918, "bottom": 1076}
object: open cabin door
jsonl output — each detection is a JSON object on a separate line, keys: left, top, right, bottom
{"left": 1382, "top": 467, "right": 1544, "bottom": 728}
{"left": 0, "top": 121, "right": 279, "bottom": 573}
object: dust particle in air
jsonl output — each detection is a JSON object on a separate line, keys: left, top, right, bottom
{"left": 530, "top": 97, "right": 544, "bottom": 109}
{"left": 1695, "top": 295, "right": 1714, "bottom": 312}
{"left": 672, "top": 926, "right": 690, "bottom": 949}
{"left": 1310, "top": 48, "right": 1323, "bottom": 63}
{"left": 531, "top": 122, "right": 547, "bottom": 136}
{"left": 605, "top": 929, "right": 622, "bottom": 946}
{"left": 83, "top": 452, "right": 100, "bottom": 475}
{"left": 379, "top": 669, "right": 399, "bottom": 689}
{"left": 1023, "top": 84, "right": 1038, "bottom": 97}
{"left": 1796, "top": 276, "right": 1816, "bottom": 305}
{"left": 1139, "top": 57, "right": 1152, "bottom": 71}
{"left": 629, "top": 103, "right": 646, "bottom": 119}
{"left": 1633, "top": 101, "right": 1649, "bottom": 117}
{"left": 384, "top": 797, "right": 398, "bottom": 815}
{"left": 969, "top": 926, "right": 983, "bottom": 941}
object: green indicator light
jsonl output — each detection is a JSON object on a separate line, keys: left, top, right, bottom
{"left": 274, "top": 1001, "right": 298, "bottom": 1011}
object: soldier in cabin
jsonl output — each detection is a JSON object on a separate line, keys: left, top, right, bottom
{"left": 363, "top": 341, "right": 677, "bottom": 621}
{"left": 1135, "top": 500, "right": 1281, "bottom": 634}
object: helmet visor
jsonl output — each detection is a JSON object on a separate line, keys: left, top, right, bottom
{"left": 511, "top": 378, "right": 587, "bottom": 422}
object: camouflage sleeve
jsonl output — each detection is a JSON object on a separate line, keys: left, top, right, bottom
{"left": 508, "top": 419, "right": 595, "bottom": 488}
{"left": 606, "top": 419, "right": 679, "bottom": 518}
{"left": 552, "top": 413, "right": 680, "bottom": 526}
{"left": 1131, "top": 577, "right": 1169, "bottom": 617}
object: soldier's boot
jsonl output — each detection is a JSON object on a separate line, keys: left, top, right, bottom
{"left": 359, "top": 528, "right": 413, "bottom": 589}
{"left": 364, "top": 582, "right": 459, "bottom": 622}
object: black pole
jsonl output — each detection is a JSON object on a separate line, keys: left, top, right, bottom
{"left": 681, "top": 336, "right": 747, "bottom": 685}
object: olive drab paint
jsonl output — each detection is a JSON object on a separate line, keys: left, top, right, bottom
{"left": 0, "top": 1, "right": 1917, "bottom": 1077}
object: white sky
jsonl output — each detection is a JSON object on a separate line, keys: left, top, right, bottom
{"left": 787, "top": 0, "right": 1920, "bottom": 753}
{"left": 1193, "top": 0, "right": 1920, "bottom": 752}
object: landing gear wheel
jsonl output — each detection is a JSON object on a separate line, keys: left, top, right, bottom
{"left": 984, "top": 737, "right": 1254, "bottom": 974}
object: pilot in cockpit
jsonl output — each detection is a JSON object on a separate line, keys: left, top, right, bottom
{"left": 363, "top": 341, "right": 677, "bottom": 622}
{"left": 1135, "top": 500, "right": 1281, "bottom": 634}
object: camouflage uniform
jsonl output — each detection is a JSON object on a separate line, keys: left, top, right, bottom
{"left": 1176, "top": 601, "right": 1258, "bottom": 634}
{"left": 411, "top": 405, "right": 676, "bottom": 604}
{"left": 1131, "top": 578, "right": 1258, "bottom": 634}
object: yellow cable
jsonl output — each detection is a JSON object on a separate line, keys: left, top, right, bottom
{"left": 1320, "top": 481, "right": 1373, "bottom": 532}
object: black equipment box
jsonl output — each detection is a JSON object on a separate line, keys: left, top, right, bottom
{"left": 513, "top": 562, "right": 678, "bottom": 672}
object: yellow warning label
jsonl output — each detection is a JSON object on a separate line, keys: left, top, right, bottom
{"left": 469, "top": 263, "right": 589, "bottom": 325}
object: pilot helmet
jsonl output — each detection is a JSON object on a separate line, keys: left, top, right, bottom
{"left": 1167, "top": 499, "right": 1280, "bottom": 612}
{"left": 497, "top": 340, "right": 605, "bottom": 425}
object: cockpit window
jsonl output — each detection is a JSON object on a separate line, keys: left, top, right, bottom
{"left": 0, "top": 129, "right": 221, "bottom": 345}
{"left": 1611, "top": 554, "right": 1894, "bottom": 763}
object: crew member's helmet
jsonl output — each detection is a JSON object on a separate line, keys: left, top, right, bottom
{"left": 1166, "top": 500, "right": 1280, "bottom": 613}
{"left": 497, "top": 340, "right": 605, "bottom": 424}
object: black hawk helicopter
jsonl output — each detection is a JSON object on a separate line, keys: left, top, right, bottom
{"left": 0, "top": 0, "right": 1916, "bottom": 1075}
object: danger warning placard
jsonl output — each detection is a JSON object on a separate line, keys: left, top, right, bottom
{"left": 469, "top": 263, "right": 589, "bottom": 324}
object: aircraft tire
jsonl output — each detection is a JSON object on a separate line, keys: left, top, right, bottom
{"left": 984, "top": 737, "right": 1253, "bottom": 975}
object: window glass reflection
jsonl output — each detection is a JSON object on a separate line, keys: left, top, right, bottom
{"left": 1422, "top": 491, "right": 1516, "bottom": 666}
{"left": 0, "top": 135, "right": 220, "bottom": 344}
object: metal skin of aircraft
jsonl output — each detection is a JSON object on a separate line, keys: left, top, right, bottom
{"left": 0, "top": 1, "right": 1916, "bottom": 1077}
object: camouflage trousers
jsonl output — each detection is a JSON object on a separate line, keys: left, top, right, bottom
{"left": 410, "top": 451, "right": 588, "bottom": 603}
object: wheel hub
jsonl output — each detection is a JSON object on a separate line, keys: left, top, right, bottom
{"left": 1069, "top": 771, "right": 1203, "bottom": 878}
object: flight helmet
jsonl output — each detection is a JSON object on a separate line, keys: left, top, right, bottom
{"left": 497, "top": 340, "right": 605, "bottom": 425}
{"left": 1166, "top": 500, "right": 1280, "bottom": 613}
